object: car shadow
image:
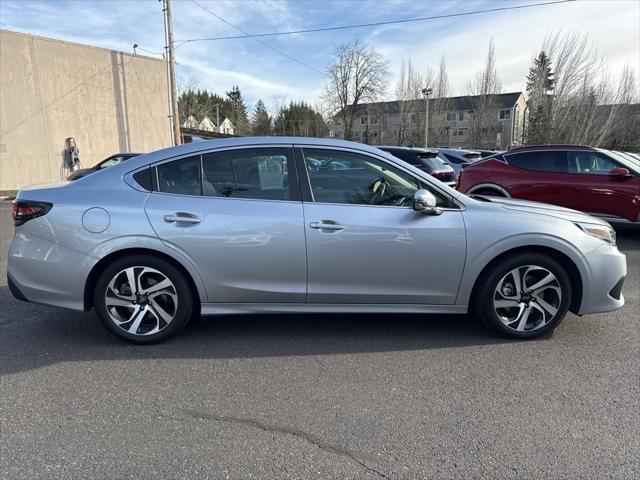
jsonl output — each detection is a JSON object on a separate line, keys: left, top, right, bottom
{"left": 0, "top": 285, "right": 521, "bottom": 376}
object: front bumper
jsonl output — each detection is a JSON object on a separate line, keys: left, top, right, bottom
{"left": 577, "top": 242, "right": 627, "bottom": 315}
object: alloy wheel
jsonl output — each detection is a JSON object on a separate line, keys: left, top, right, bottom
{"left": 105, "top": 266, "right": 178, "bottom": 336}
{"left": 493, "top": 265, "right": 562, "bottom": 332}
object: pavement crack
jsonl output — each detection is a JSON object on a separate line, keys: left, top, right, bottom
{"left": 160, "top": 405, "right": 392, "bottom": 479}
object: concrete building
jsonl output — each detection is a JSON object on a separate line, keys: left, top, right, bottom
{"left": 331, "top": 92, "right": 526, "bottom": 150}
{"left": 0, "top": 29, "right": 172, "bottom": 193}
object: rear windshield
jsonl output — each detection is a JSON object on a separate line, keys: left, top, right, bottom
{"left": 382, "top": 148, "right": 448, "bottom": 171}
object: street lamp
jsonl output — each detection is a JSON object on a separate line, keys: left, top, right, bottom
{"left": 422, "top": 87, "right": 433, "bottom": 148}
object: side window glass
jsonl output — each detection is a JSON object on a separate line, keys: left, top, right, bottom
{"left": 202, "top": 148, "right": 291, "bottom": 200}
{"left": 506, "top": 151, "right": 567, "bottom": 173}
{"left": 567, "top": 151, "right": 619, "bottom": 174}
{"left": 157, "top": 156, "right": 201, "bottom": 196}
{"left": 303, "top": 149, "right": 451, "bottom": 208}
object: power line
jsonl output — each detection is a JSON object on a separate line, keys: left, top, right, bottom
{"left": 180, "top": 0, "right": 575, "bottom": 43}
{"left": 188, "top": 0, "right": 327, "bottom": 77}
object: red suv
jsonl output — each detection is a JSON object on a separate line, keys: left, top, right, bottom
{"left": 458, "top": 145, "right": 640, "bottom": 224}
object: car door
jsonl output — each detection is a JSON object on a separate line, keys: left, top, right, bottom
{"left": 298, "top": 146, "right": 466, "bottom": 304}
{"left": 144, "top": 146, "right": 307, "bottom": 303}
{"left": 562, "top": 150, "right": 640, "bottom": 222}
{"left": 502, "top": 150, "right": 569, "bottom": 206}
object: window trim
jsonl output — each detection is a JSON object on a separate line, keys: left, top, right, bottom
{"left": 150, "top": 145, "right": 302, "bottom": 203}
{"left": 294, "top": 144, "right": 462, "bottom": 211}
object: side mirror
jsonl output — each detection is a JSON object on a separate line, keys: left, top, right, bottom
{"left": 413, "top": 189, "right": 442, "bottom": 215}
{"left": 609, "top": 167, "right": 631, "bottom": 178}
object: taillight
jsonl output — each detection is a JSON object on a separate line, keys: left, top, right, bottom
{"left": 12, "top": 200, "right": 52, "bottom": 226}
{"left": 431, "top": 170, "right": 447, "bottom": 181}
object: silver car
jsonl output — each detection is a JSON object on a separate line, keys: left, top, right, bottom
{"left": 8, "top": 137, "right": 626, "bottom": 344}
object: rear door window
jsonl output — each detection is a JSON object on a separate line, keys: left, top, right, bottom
{"left": 202, "top": 148, "right": 292, "bottom": 200}
{"left": 157, "top": 156, "right": 202, "bottom": 196}
{"left": 505, "top": 151, "right": 567, "bottom": 173}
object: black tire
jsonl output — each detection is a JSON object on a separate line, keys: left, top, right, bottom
{"left": 94, "top": 255, "right": 194, "bottom": 344}
{"left": 473, "top": 253, "right": 572, "bottom": 339}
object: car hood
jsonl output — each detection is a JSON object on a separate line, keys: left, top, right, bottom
{"left": 472, "top": 195, "right": 610, "bottom": 226}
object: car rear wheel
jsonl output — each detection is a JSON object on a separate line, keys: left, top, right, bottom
{"left": 94, "top": 255, "right": 194, "bottom": 344}
{"left": 474, "top": 253, "right": 572, "bottom": 339}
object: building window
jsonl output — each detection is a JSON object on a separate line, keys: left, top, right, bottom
{"left": 360, "top": 116, "right": 368, "bottom": 125}
{"left": 370, "top": 116, "right": 379, "bottom": 125}
{"left": 499, "top": 109, "right": 511, "bottom": 120}
{"left": 372, "top": 132, "right": 378, "bottom": 138}
{"left": 335, "top": 119, "right": 342, "bottom": 126}
{"left": 458, "top": 112, "right": 464, "bottom": 121}
{"left": 457, "top": 128, "right": 468, "bottom": 136}
{"left": 334, "top": 131, "right": 342, "bottom": 138}
{"left": 446, "top": 112, "right": 456, "bottom": 121}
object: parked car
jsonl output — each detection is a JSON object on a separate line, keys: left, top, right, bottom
{"left": 67, "top": 153, "right": 142, "bottom": 181}
{"left": 458, "top": 145, "right": 640, "bottom": 225}
{"left": 9, "top": 137, "right": 626, "bottom": 344}
{"left": 378, "top": 146, "right": 457, "bottom": 187}
{"left": 434, "top": 148, "right": 483, "bottom": 177}
{"left": 475, "top": 149, "right": 504, "bottom": 158}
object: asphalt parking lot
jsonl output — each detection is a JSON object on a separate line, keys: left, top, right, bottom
{"left": 0, "top": 201, "right": 638, "bottom": 480}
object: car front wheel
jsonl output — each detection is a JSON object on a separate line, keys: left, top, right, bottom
{"left": 474, "top": 253, "right": 572, "bottom": 339}
{"left": 94, "top": 255, "right": 194, "bottom": 344}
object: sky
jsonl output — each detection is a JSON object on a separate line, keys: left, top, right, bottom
{"left": 1, "top": 0, "right": 638, "bottom": 114}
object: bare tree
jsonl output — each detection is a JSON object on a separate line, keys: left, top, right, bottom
{"left": 604, "top": 65, "right": 640, "bottom": 150}
{"left": 538, "top": 31, "right": 639, "bottom": 148}
{"left": 321, "top": 40, "right": 388, "bottom": 140}
{"left": 430, "top": 56, "right": 451, "bottom": 147}
{"left": 395, "top": 58, "right": 430, "bottom": 145}
{"left": 467, "top": 39, "right": 502, "bottom": 148}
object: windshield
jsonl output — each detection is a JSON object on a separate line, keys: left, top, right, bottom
{"left": 600, "top": 149, "right": 640, "bottom": 172}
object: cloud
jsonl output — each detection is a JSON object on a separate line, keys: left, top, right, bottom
{"left": 1, "top": 0, "right": 638, "bottom": 110}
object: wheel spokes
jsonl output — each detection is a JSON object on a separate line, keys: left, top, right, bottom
{"left": 493, "top": 264, "right": 562, "bottom": 332}
{"left": 104, "top": 266, "right": 178, "bottom": 336}
{"left": 526, "top": 272, "right": 557, "bottom": 292}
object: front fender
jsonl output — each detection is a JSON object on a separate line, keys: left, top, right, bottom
{"left": 456, "top": 232, "right": 591, "bottom": 307}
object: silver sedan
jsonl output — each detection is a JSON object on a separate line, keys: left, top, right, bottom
{"left": 7, "top": 137, "right": 626, "bottom": 343}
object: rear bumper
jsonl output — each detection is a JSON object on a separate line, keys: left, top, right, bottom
{"left": 7, "top": 273, "right": 29, "bottom": 302}
{"left": 7, "top": 230, "right": 95, "bottom": 311}
{"left": 577, "top": 242, "right": 627, "bottom": 315}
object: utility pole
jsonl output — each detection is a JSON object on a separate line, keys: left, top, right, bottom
{"left": 163, "top": 0, "right": 181, "bottom": 145}
{"left": 422, "top": 87, "right": 433, "bottom": 148}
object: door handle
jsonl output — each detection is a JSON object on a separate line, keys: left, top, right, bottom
{"left": 310, "top": 221, "right": 344, "bottom": 231}
{"left": 164, "top": 213, "right": 201, "bottom": 224}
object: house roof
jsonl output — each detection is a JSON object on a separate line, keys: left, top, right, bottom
{"left": 348, "top": 92, "right": 523, "bottom": 116}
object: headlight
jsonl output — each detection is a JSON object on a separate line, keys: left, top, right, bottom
{"left": 575, "top": 222, "right": 616, "bottom": 246}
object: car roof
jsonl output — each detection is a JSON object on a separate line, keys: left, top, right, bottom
{"left": 378, "top": 145, "right": 440, "bottom": 154}
{"left": 506, "top": 145, "right": 596, "bottom": 153}
{"left": 434, "top": 147, "right": 481, "bottom": 154}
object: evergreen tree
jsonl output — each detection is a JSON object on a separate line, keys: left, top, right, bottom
{"left": 273, "top": 102, "right": 328, "bottom": 137}
{"left": 178, "top": 88, "right": 231, "bottom": 128}
{"left": 525, "top": 51, "right": 554, "bottom": 144}
{"left": 251, "top": 100, "right": 272, "bottom": 135}
{"left": 226, "top": 85, "right": 250, "bottom": 135}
